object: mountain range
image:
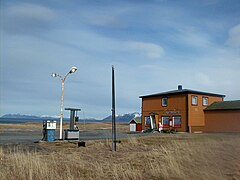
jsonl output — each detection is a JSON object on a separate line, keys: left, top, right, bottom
{"left": 1, "top": 112, "right": 141, "bottom": 123}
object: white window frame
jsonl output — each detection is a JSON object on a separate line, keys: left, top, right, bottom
{"left": 202, "top": 97, "right": 208, "bottom": 106}
{"left": 192, "top": 96, "right": 198, "bottom": 105}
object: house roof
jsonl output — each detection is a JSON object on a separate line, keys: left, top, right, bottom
{"left": 204, "top": 100, "right": 240, "bottom": 111}
{"left": 129, "top": 117, "right": 142, "bottom": 124}
{"left": 139, "top": 89, "right": 225, "bottom": 98}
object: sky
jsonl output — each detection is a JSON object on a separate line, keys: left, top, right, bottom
{"left": 0, "top": 0, "right": 240, "bottom": 119}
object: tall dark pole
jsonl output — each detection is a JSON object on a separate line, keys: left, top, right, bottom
{"left": 112, "top": 65, "right": 116, "bottom": 151}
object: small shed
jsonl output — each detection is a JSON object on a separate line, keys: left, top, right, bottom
{"left": 129, "top": 117, "right": 142, "bottom": 132}
{"left": 204, "top": 100, "right": 240, "bottom": 132}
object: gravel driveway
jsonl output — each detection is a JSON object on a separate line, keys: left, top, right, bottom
{"left": 0, "top": 129, "right": 150, "bottom": 144}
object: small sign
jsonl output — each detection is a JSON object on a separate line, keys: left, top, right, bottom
{"left": 165, "top": 110, "right": 180, "bottom": 115}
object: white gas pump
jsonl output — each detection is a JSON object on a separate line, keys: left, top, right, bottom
{"left": 64, "top": 108, "right": 81, "bottom": 140}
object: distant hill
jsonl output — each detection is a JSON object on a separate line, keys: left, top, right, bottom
{"left": 1, "top": 114, "right": 44, "bottom": 119}
{"left": 102, "top": 112, "right": 141, "bottom": 123}
{"left": 1, "top": 112, "right": 141, "bottom": 123}
{"left": 1, "top": 114, "right": 68, "bottom": 121}
{"left": 78, "top": 118, "right": 101, "bottom": 123}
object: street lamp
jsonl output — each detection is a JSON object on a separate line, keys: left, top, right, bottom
{"left": 51, "top": 67, "right": 77, "bottom": 140}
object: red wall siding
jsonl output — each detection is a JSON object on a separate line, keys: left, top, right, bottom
{"left": 136, "top": 124, "right": 142, "bottom": 132}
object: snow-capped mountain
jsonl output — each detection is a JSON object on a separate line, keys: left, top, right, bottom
{"left": 1, "top": 114, "right": 44, "bottom": 119}
{"left": 1, "top": 112, "right": 141, "bottom": 123}
{"left": 102, "top": 112, "right": 141, "bottom": 123}
{"left": 40, "top": 115, "right": 60, "bottom": 119}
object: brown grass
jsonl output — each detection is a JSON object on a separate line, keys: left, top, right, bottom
{"left": 1, "top": 133, "right": 240, "bottom": 180}
{"left": 76, "top": 122, "right": 129, "bottom": 132}
{"left": 0, "top": 122, "right": 42, "bottom": 130}
{"left": 0, "top": 122, "right": 129, "bottom": 132}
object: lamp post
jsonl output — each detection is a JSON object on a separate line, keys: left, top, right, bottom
{"left": 112, "top": 65, "right": 116, "bottom": 151}
{"left": 51, "top": 67, "right": 77, "bottom": 140}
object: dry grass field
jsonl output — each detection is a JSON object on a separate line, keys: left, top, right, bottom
{"left": 0, "top": 122, "right": 129, "bottom": 132}
{"left": 0, "top": 122, "right": 42, "bottom": 131}
{"left": 1, "top": 131, "right": 240, "bottom": 180}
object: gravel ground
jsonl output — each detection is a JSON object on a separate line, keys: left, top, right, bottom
{"left": 0, "top": 128, "right": 151, "bottom": 145}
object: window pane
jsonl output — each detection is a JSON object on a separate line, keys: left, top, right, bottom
{"left": 162, "top": 116, "right": 169, "bottom": 127}
{"left": 173, "top": 116, "right": 181, "bottom": 127}
{"left": 192, "top": 96, "right": 197, "bottom": 105}
{"left": 203, "top": 97, "right": 208, "bottom": 106}
{"left": 162, "top": 98, "right": 167, "bottom": 106}
{"left": 145, "top": 116, "right": 150, "bottom": 126}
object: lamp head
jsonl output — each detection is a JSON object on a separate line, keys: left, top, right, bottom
{"left": 69, "top": 67, "right": 77, "bottom": 74}
{"left": 51, "top": 73, "right": 57, "bottom": 78}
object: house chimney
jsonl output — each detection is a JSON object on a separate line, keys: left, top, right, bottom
{"left": 178, "top": 85, "right": 182, "bottom": 90}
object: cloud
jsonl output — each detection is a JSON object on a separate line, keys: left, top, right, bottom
{"left": 80, "top": 9, "right": 124, "bottom": 28}
{"left": 226, "top": 24, "right": 240, "bottom": 48}
{"left": 125, "top": 41, "right": 164, "bottom": 59}
{"left": 1, "top": 3, "right": 57, "bottom": 34}
{"left": 46, "top": 29, "right": 164, "bottom": 62}
{"left": 195, "top": 73, "right": 215, "bottom": 87}
{"left": 171, "top": 27, "right": 212, "bottom": 49}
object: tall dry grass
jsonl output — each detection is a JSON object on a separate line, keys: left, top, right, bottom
{"left": 0, "top": 122, "right": 129, "bottom": 132}
{"left": 1, "top": 134, "right": 240, "bottom": 180}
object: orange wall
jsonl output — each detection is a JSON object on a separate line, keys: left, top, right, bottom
{"left": 142, "top": 94, "right": 187, "bottom": 132}
{"left": 188, "top": 94, "right": 223, "bottom": 127}
{"left": 204, "top": 110, "right": 240, "bottom": 132}
{"left": 141, "top": 93, "right": 224, "bottom": 132}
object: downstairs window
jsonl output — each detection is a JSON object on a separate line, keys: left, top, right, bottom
{"left": 173, "top": 116, "right": 181, "bottom": 128}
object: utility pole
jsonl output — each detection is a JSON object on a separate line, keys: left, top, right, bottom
{"left": 112, "top": 65, "right": 116, "bottom": 151}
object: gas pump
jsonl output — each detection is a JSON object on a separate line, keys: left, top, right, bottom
{"left": 64, "top": 108, "right": 81, "bottom": 140}
{"left": 42, "top": 120, "right": 57, "bottom": 142}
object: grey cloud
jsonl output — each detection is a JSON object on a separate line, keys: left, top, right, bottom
{"left": 1, "top": 3, "right": 57, "bottom": 35}
{"left": 227, "top": 24, "right": 240, "bottom": 48}
{"left": 125, "top": 41, "right": 164, "bottom": 59}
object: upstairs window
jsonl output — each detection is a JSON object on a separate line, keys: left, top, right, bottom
{"left": 162, "top": 97, "right": 167, "bottom": 107}
{"left": 203, "top": 97, "right": 209, "bottom": 106}
{"left": 192, "top": 96, "right": 198, "bottom": 105}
